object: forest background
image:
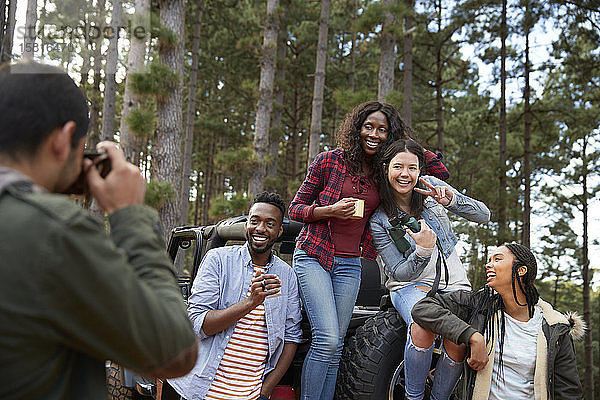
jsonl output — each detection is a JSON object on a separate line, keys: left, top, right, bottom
{"left": 1, "top": 0, "right": 599, "bottom": 396}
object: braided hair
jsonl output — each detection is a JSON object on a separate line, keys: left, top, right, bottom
{"left": 504, "top": 242, "right": 540, "bottom": 318}
{"left": 477, "top": 243, "right": 540, "bottom": 376}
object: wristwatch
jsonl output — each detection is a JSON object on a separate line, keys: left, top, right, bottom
{"left": 257, "top": 394, "right": 269, "bottom": 400}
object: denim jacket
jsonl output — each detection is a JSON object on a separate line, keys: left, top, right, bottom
{"left": 369, "top": 175, "right": 490, "bottom": 283}
{"left": 169, "top": 244, "right": 303, "bottom": 400}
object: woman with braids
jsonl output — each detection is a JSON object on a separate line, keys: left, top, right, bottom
{"left": 369, "top": 138, "right": 489, "bottom": 400}
{"left": 289, "top": 101, "right": 447, "bottom": 399}
{"left": 411, "top": 243, "right": 584, "bottom": 399}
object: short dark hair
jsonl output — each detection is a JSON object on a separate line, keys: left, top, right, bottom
{"left": 0, "top": 61, "right": 89, "bottom": 160}
{"left": 250, "top": 191, "right": 286, "bottom": 220}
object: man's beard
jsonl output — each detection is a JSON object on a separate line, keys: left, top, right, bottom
{"left": 246, "top": 232, "right": 275, "bottom": 254}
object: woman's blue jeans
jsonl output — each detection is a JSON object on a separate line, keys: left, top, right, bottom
{"left": 391, "top": 283, "right": 464, "bottom": 400}
{"left": 292, "top": 248, "right": 362, "bottom": 400}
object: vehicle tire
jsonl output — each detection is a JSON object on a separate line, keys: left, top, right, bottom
{"left": 335, "top": 308, "right": 407, "bottom": 400}
{"left": 106, "top": 361, "right": 136, "bottom": 400}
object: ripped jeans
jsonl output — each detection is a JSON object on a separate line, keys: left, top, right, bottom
{"left": 391, "top": 283, "right": 464, "bottom": 400}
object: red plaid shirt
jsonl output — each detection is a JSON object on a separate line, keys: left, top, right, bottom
{"left": 289, "top": 149, "right": 378, "bottom": 271}
{"left": 424, "top": 149, "right": 449, "bottom": 181}
{"left": 289, "top": 148, "right": 449, "bottom": 271}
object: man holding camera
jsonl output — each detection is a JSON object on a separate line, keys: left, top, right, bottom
{"left": 0, "top": 61, "right": 198, "bottom": 399}
{"left": 166, "top": 192, "right": 302, "bottom": 400}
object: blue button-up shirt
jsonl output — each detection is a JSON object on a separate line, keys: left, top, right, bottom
{"left": 169, "top": 244, "right": 303, "bottom": 400}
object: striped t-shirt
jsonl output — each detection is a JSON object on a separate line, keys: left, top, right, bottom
{"left": 205, "top": 264, "right": 269, "bottom": 400}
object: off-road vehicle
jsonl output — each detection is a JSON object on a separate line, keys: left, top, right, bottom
{"left": 108, "top": 215, "right": 459, "bottom": 399}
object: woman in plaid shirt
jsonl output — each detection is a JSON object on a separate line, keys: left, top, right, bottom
{"left": 289, "top": 101, "right": 448, "bottom": 399}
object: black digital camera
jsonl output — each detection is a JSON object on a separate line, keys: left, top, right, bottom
{"left": 63, "top": 149, "right": 111, "bottom": 195}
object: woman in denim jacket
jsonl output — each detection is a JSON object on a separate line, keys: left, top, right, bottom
{"left": 369, "top": 139, "right": 490, "bottom": 400}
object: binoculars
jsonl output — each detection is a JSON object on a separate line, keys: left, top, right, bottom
{"left": 387, "top": 209, "right": 420, "bottom": 253}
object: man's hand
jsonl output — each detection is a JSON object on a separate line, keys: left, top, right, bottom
{"left": 85, "top": 142, "right": 145, "bottom": 214}
{"left": 467, "top": 332, "right": 488, "bottom": 371}
{"left": 203, "top": 273, "right": 282, "bottom": 336}
{"left": 249, "top": 273, "right": 281, "bottom": 306}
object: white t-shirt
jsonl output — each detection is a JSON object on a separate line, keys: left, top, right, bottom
{"left": 489, "top": 306, "right": 543, "bottom": 400}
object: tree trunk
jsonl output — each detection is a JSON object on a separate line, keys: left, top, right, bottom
{"left": 79, "top": 39, "right": 91, "bottom": 93}
{"left": 248, "top": 0, "right": 279, "bottom": 196}
{"left": 349, "top": 0, "right": 357, "bottom": 90}
{"left": 38, "top": 0, "right": 46, "bottom": 60}
{"left": 180, "top": 0, "right": 203, "bottom": 225}
{"left": 498, "top": 0, "right": 508, "bottom": 244}
{"left": 582, "top": 139, "right": 594, "bottom": 400}
{"left": 285, "top": 86, "right": 301, "bottom": 198}
{"left": 200, "top": 134, "right": 214, "bottom": 226}
{"left": 23, "top": 0, "right": 37, "bottom": 60}
{"left": 268, "top": 8, "right": 287, "bottom": 185}
{"left": 193, "top": 168, "right": 201, "bottom": 225}
{"left": 435, "top": 0, "right": 443, "bottom": 153}
{"left": 88, "top": 0, "right": 106, "bottom": 149}
{"left": 153, "top": 0, "right": 186, "bottom": 234}
{"left": 553, "top": 277, "right": 558, "bottom": 308}
{"left": 306, "top": 0, "right": 330, "bottom": 168}
{"left": 522, "top": 1, "right": 532, "bottom": 247}
{"left": 401, "top": 0, "right": 414, "bottom": 127}
{"left": 120, "top": 0, "right": 149, "bottom": 165}
{"left": 0, "top": 1, "right": 7, "bottom": 60}
{"left": 378, "top": 0, "right": 396, "bottom": 101}
{"left": 1, "top": 0, "right": 16, "bottom": 63}
{"left": 101, "top": 0, "right": 122, "bottom": 142}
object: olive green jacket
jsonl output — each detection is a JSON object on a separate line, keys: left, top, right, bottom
{"left": 0, "top": 167, "right": 196, "bottom": 400}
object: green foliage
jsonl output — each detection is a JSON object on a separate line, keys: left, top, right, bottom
{"left": 125, "top": 107, "right": 156, "bottom": 138}
{"left": 379, "top": 90, "right": 403, "bottom": 111}
{"left": 150, "top": 9, "right": 178, "bottom": 49}
{"left": 129, "top": 62, "right": 178, "bottom": 97}
{"left": 354, "top": 1, "right": 384, "bottom": 32}
{"left": 209, "top": 193, "right": 250, "bottom": 220}
{"left": 333, "top": 89, "right": 375, "bottom": 114}
{"left": 145, "top": 180, "right": 175, "bottom": 210}
{"left": 214, "top": 147, "right": 255, "bottom": 174}
{"left": 156, "top": 25, "right": 178, "bottom": 50}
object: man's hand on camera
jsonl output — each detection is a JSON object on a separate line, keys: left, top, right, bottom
{"left": 85, "top": 141, "right": 145, "bottom": 214}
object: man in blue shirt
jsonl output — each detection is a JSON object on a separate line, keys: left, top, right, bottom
{"left": 167, "top": 192, "right": 303, "bottom": 400}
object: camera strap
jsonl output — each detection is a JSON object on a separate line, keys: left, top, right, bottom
{"left": 427, "top": 238, "right": 449, "bottom": 297}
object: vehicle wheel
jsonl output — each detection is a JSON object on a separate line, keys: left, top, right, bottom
{"left": 106, "top": 361, "right": 136, "bottom": 400}
{"left": 335, "top": 308, "right": 407, "bottom": 399}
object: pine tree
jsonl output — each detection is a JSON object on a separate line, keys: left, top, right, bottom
{"left": 307, "top": 0, "right": 331, "bottom": 168}
{"left": 101, "top": 0, "right": 122, "bottom": 142}
{"left": 120, "top": 0, "right": 151, "bottom": 165}
{"left": 152, "top": 0, "right": 187, "bottom": 234}
{"left": 180, "top": 0, "right": 203, "bottom": 225}
{"left": 377, "top": 0, "right": 397, "bottom": 101}
{"left": 248, "top": 0, "right": 280, "bottom": 196}
{"left": 23, "top": 0, "right": 37, "bottom": 59}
